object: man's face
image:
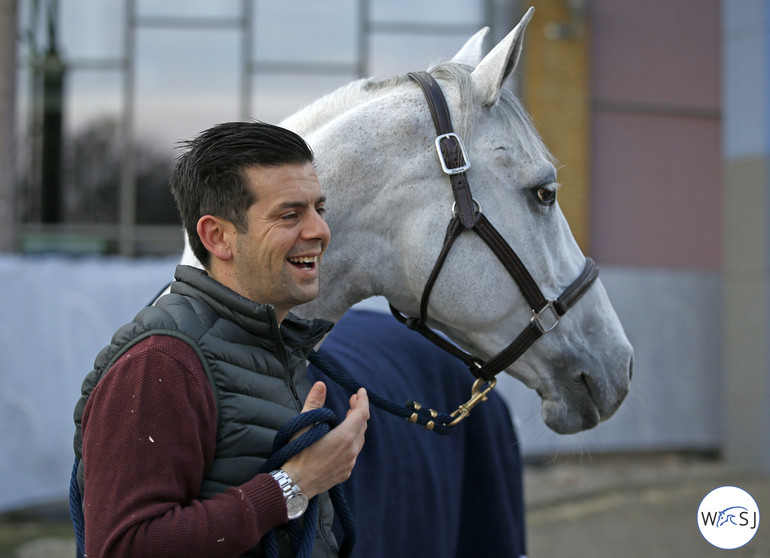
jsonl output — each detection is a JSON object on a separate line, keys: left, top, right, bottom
{"left": 231, "top": 162, "right": 330, "bottom": 322}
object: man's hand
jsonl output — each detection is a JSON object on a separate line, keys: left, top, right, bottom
{"left": 281, "top": 382, "right": 369, "bottom": 499}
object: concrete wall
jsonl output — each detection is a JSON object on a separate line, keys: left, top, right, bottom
{"left": 722, "top": 0, "right": 770, "bottom": 471}
{"left": 590, "top": 0, "right": 722, "bottom": 271}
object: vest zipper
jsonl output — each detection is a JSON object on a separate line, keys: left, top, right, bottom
{"left": 277, "top": 340, "right": 300, "bottom": 409}
{"left": 269, "top": 307, "right": 302, "bottom": 411}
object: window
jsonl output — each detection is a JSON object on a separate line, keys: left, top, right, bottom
{"left": 14, "top": 0, "right": 505, "bottom": 256}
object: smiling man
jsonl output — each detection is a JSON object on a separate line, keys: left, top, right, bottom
{"left": 200, "top": 159, "right": 329, "bottom": 320}
{"left": 72, "top": 122, "right": 369, "bottom": 558}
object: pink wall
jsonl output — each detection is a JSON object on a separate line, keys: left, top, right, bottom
{"left": 589, "top": 0, "right": 722, "bottom": 270}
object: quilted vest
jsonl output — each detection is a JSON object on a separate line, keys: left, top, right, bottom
{"left": 72, "top": 265, "right": 337, "bottom": 557}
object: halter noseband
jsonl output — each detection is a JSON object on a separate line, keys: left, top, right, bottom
{"left": 390, "top": 71, "right": 599, "bottom": 389}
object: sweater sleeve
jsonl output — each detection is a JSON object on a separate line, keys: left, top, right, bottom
{"left": 81, "top": 335, "right": 288, "bottom": 557}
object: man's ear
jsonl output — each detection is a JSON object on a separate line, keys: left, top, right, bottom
{"left": 197, "top": 215, "right": 235, "bottom": 262}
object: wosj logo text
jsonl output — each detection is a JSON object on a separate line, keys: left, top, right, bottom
{"left": 697, "top": 486, "right": 760, "bottom": 550}
{"left": 700, "top": 506, "right": 758, "bottom": 530}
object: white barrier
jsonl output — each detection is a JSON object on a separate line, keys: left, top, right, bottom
{"left": 0, "top": 255, "right": 722, "bottom": 512}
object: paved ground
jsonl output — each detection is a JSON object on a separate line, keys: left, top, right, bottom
{"left": 2, "top": 452, "right": 768, "bottom": 557}
{"left": 525, "top": 453, "right": 769, "bottom": 558}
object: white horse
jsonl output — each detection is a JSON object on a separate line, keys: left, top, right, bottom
{"left": 181, "top": 7, "right": 632, "bottom": 434}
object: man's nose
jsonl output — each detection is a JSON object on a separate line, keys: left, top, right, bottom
{"left": 303, "top": 210, "right": 330, "bottom": 241}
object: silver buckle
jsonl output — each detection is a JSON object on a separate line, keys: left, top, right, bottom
{"left": 435, "top": 133, "right": 471, "bottom": 175}
{"left": 531, "top": 300, "right": 560, "bottom": 333}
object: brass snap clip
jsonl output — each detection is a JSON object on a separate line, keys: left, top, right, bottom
{"left": 447, "top": 377, "right": 497, "bottom": 427}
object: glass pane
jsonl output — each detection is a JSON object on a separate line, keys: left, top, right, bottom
{"left": 67, "top": 71, "right": 123, "bottom": 135}
{"left": 133, "top": 28, "right": 241, "bottom": 225}
{"left": 15, "top": 67, "right": 39, "bottom": 224}
{"left": 134, "top": 28, "right": 241, "bottom": 153}
{"left": 253, "top": 0, "right": 357, "bottom": 64}
{"left": 62, "top": 71, "right": 124, "bottom": 224}
{"left": 16, "top": 0, "right": 46, "bottom": 60}
{"left": 369, "top": 33, "right": 476, "bottom": 76}
{"left": 60, "top": 0, "right": 124, "bottom": 59}
{"left": 370, "top": 0, "right": 482, "bottom": 25}
{"left": 136, "top": 0, "right": 241, "bottom": 19}
{"left": 15, "top": 67, "right": 33, "bottom": 144}
{"left": 251, "top": 73, "right": 356, "bottom": 126}
{"left": 135, "top": 152, "right": 177, "bottom": 226}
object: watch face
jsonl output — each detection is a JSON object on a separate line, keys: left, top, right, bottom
{"left": 286, "top": 493, "right": 308, "bottom": 520}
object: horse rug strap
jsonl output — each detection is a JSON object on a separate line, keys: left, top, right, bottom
{"left": 390, "top": 70, "right": 599, "bottom": 388}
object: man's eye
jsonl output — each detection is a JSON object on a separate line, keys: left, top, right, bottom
{"left": 281, "top": 212, "right": 298, "bottom": 220}
{"left": 316, "top": 207, "right": 327, "bottom": 217}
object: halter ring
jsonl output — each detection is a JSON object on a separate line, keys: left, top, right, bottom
{"left": 451, "top": 198, "right": 481, "bottom": 218}
{"left": 531, "top": 300, "right": 560, "bottom": 333}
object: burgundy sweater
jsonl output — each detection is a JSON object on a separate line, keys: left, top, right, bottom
{"left": 81, "top": 334, "right": 288, "bottom": 557}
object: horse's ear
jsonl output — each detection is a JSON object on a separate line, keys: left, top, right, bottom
{"left": 450, "top": 27, "right": 490, "bottom": 67}
{"left": 471, "top": 6, "right": 534, "bottom": 106}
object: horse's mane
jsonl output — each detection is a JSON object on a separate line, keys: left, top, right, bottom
{"left": 282, "top": 61, "right": 553, "bottom": 164}
{"left": 279, "top": 76, "right": 389, "bottom": 136}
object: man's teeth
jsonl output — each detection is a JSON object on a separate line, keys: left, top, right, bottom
{"left": 289, "top": 256, "right": 317, "bottom": 264}
{"left": 288, "top": 256, "right": 317, "bottom": 270}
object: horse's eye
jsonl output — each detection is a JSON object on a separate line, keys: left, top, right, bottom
{"left": 536, "top": 187, "right": 556, "bottom": 206}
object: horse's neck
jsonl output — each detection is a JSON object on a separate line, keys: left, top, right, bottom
{"left": 285, "top": 85, "right": 415, "bottom": 323}
{"left": 291, "top": 181, "right": 400, "bottom": 322}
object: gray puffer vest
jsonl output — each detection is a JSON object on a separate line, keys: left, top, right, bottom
{"left": 72, "top": 265, "right": 336, "bottom": 557}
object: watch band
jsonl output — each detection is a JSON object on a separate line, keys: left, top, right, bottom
{"left": 269, "top": 469, "right": 308, "bottom": 520}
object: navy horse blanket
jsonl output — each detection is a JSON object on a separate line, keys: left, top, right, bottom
{"left": 308, "top": 309, "right": 527, "bottom": 558}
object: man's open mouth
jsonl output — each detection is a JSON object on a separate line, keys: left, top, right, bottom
{"left": 288, "top": 256, "right": 317, "bottom": 271}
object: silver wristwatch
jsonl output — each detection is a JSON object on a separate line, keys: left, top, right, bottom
{"left": 269, "top": 469, "right": 308, "bottom": 520}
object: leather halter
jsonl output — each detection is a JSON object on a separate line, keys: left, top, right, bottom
{"left": 390, "top": 71, "right": 599, "bottom": 384}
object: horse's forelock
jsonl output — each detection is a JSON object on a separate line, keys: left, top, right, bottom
{"left": 495, "top": 88, "right": 556, "bottom": 165}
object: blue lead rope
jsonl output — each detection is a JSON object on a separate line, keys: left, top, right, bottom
{"left": 260, "top": 407, "right": 356, "bottom": 558}
{"left": 68, "top": 408, "right": 356, "bottom": 558}
{"left": 69, "top": 458, "right": 85, "bottom": 558}
{"left": 308, "top": 350, "right": 458, "bottom": 435}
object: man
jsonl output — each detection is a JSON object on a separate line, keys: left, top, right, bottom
{"left": 72, "top": 121, "right": 369, "bottom": 557}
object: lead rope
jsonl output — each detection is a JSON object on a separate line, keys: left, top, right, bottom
{"left": 308, "top": 350, "right": 461, "bottom": 435}
{"left": 69, "top": 459, "right": 85, "bottom": 558}
{"left": 260, "top": 407, "right": 356, "bottom": 558}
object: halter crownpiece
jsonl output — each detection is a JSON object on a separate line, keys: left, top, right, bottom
{"left": 389, "top": 71, "right": 599, "bottom": 424}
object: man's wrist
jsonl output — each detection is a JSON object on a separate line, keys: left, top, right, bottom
{"left": 269, "top": 469, "right": 308, "bottom": 520}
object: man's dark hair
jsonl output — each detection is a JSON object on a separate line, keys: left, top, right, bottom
{"left": 170, "top": 121, "right": 315, "bottom": 268}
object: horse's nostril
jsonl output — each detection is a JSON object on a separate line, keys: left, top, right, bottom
{"left": 628, "top": 355, "right": 634, "bottom": 382}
